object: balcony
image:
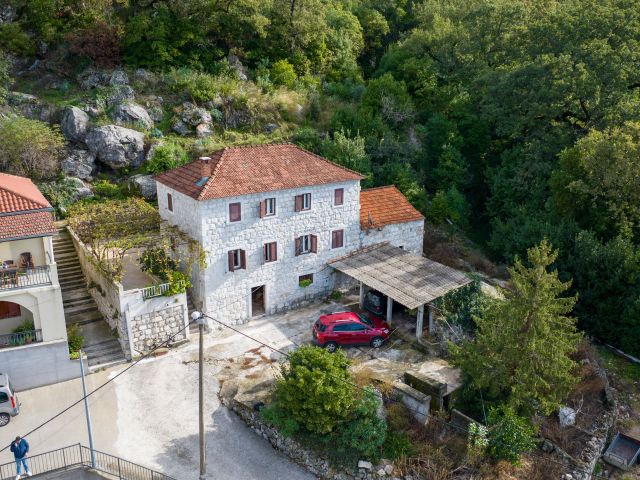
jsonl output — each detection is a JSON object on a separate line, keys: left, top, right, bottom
{"left": 0, "top": 329, "right": 43, "bottom": 348}
{"left": 0, "top": 265, "right": 52, "bottom": 291}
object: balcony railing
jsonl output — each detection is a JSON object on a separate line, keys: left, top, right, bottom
{"left": 0, "top": 329, "right": 43, "bottom": 348}
{"left": 0, "top": 265, "right": 52, "bottom": 291}
{"left": 141, "top": 283, "right": 171, "bottom": 300}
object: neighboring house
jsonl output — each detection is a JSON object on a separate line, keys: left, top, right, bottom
{"left": 0, "top": 173, "right": 79, "bottom": 390}
{"left": 155, "top": 143, "right": 424, "bottom": 324}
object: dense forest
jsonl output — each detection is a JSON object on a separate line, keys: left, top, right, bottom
{"left": 1, "top": 0, "right": 639, "bottom": 355}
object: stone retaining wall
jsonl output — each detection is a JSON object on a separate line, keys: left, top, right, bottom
{"left": 130, "top": 304, "right": 186, "bottom": 353}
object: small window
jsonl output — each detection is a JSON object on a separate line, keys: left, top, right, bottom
{"left": 0, "top": 392, "right": 8, "bottom": 403}
{"left": 229, "top": 202, "right": 242, "bottom": 222}
{"left": 331, "top": 229, "right": 344, "bottom": 249}
{"left": 295, "top": 234, "right": 317, "bottom": 255}
{"left": 299, "top": 273, "right": 314, "bottom": 286}
{"left": 228, "top": 249, "right": 246, "bottom": 272}
{"left": 264, "top": 242, "right": 277, "bottom": 263}
{"left": 260, "top": 198, "right": 276, "bottom": 218}
{"left": 294, "top": 193, "right": 312, "bottom": 212}
{"left": 348, "top": 323, "right": 367, "bottom": 332}
{"left": 334, "top": 188, "right": 344, "bottom": 206}
{"left": 167, "top": 193, "right": 173, "bottom": 212}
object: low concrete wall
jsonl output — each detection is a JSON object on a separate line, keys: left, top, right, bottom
{"left": 450, "top": 408, "right": 477, "bottom": 433}
{"left": 393, "top": 382, "right": 430, "bottom": 424}
{"left": 0, "top": 340, "right": 85, "bottom": 391}
{"left": 404, "top": 371, "right": 447, "bottom": 411}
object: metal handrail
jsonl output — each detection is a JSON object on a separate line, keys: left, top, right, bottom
{"left": 141, "top": 283, "right": 170, "bottom": 300}
{"left": 0, "top": 265, "right": 52, "bottom": 291}
{"left": 0, "top": 444, "right": 176, "bottom": 480}
{"left": 0, "top": 329, "right": 43, "bottom": 348}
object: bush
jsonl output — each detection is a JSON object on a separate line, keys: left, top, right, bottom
{"left": 261, "top": 404, "right": 300, "bottom": 437}
{"left": 145, "top": 141, "right": 189, "bottom": 174}
{"left": 139, "top": 247, "right": 177, "bottom": 278}
{"left": 270, "top": 59, "right": 298, "bottom": 88}
{"left": 274, "top": 346, "right": 355, "bottom": 434}
{"left": 383, "top": 431, "right": 416, "bottom": 459}
{"left": 165, "top": 69, "right": 238, "bottom": 103}
{"left": 0, "top": 23, "right": 35, "bottom": 56}
{"left": 12, "top": 320, "right": 35, "bottom": 334}
{"left": 0, "top": 117, "right": 64, "bottom": 180}
{"left": 67, "top": 20, "right": 121, "bottom": 68}
{"left": 426, "top": 187, "right": 471, "bottom": 230}
{"left": 67, "top": 323, "right": 85, "bottom": 355}
{"left": 93, "top": 179, "right": 124, "bottom": 199}
{"left": 487, "top": 406, "right": 536, "bottom": 465}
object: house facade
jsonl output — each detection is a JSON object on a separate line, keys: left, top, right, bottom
{"left": 155, "top": 144, "right": 424, "bottom": 324}
{"left": 0, "top": 173, "right": 80, "bottom": 390}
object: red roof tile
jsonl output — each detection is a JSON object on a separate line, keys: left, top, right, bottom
{"left": 0, "top": 211, "right": 56, "bottom": 240}
{"left": 154, "top": 143, "right": 364, "bottom": 200}
{"left": 0, "top": 172, "right": 52, "bottom": 214}
{"left": 360, "top": 186, "right": 424, "bottom": 229}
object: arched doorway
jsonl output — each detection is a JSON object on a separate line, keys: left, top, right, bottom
{"left": 0, "top": 301, "right": 38, "bottom": 347}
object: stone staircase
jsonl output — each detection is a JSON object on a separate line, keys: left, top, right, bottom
{"left": 53, "top": 228, "right": 127, "bottom": 370}
{"left": 187, "top": 291, "right": 199, "bottom": 334}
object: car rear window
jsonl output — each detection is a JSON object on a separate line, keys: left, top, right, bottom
{"left": 0, "top": 392, "right": 8, "bottom": 404}
{"left": 367, "top": 293, "right": 381, "bottom": 307}
{"left": 315, "top": 320, "right": 327, "bottom": 332}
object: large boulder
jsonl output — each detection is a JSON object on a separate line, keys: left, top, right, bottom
{"left": 61, "top": 148, "right": 96, "bottom": 180}
{"left": 77, "top": 69, "right": 110, "bottom": 90}
{"left": 143, "top": 96, "right": 164, "bottom": 122}
{"left": 85, "top": 125, "right": 145, "bottom": 169}
{"left": 7, "top": 92, "right": 59, "bottom": 123}
{"left": 559, "top": 406, "right": 576, "bottom": 428}
{"left": 109, "top": 69, "right": 129, "bottom": 86}
{"left": 106, "top": 85, "right": 135, "bottom": 107}
{"left": 134, "top": 68, "right": 157, "bottom": 86}
{"left": 127, "top": 174, "right": 157, "bottom": 200}
{"left": 67, "top": 177, "right": 94, "bottom": 200}
{"left": 111, "top": 102, "right": 153, "bottom": 129}
{"left": 172, "top": 119, "right": 191, "bottom": 136}
{"left": 228, "top": 54, "right": 248, "bottom": 81}
{"left": 61, "top": 106, "right": 90, "bottom": 143}
{"left": 179, "top": 102, "right": 212, "bottom": 126}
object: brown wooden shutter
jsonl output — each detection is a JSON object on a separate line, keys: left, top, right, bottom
{"left": 295, "top": 237, "right": 301, "bottom": 256}
{"left": 240, "top": 249, "right": 246, "bottom": 269}
{"left": 263, "top": 244, "right": 268, "bottom": 262}
{"left": 259, "top": 200, "right": 266, "bottom": 218}
{"left": 338, "top": 229, "right": 344, "bottom": 247}
{"left": 230, "top": 203, "right": 241, "bottom": 222}
{"left": 294, "top": 195, "right": 303, "bottom": 212}
{"left": 335, "top": 188, "right": 344, "bottom": 205}
{"left": 167, "top": 193, "right": 173, "bottom": 212}
{"left": 269, "top": 242, "right": 277, "bottom": 261}
{"left": 228, "top": 251, "right": 235, "bottom": 272}
{"left": 310, "top": 234, "right": 318, "bottom": 253}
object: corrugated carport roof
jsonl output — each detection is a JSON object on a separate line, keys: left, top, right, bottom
{"left": 329, "top": 243, "right": 471, "bottom": 309}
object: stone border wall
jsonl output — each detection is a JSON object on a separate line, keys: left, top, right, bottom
{"left": 130, "top": 304, "right": 187, "bottom": 354}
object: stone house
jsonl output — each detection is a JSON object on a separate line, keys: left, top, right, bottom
{"left": 0, "top": 173, "right": 81, "bottom": 390}
{"left": 155, "top": 143, "right": 424, "bottom": 324}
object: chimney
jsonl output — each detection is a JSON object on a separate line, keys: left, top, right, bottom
{"left": 199, "top": 156, "right": 212, "bottom": 176}
{"left": 199, "top": 156, "right": 211, "bottom": 164}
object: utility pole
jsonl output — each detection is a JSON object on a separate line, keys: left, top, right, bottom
{"left": 79, "top": 350, "right": 96, "bottom": 469}
{"left": 191, "top": 311, "right": 206, "bottom": 480}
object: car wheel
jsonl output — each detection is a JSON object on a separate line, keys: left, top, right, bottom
{"left": 370, "top": 337, "right": 384, "bottom": 348}
{"left": 0, "top": 413, "right": 10, "bottom": 427}
{"left": 324, "top": 342, "right": 338, "bottom": 353}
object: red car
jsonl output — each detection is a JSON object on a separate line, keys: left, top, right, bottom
{"left": 312, "top": 311, "right": 391, "bottom": 352}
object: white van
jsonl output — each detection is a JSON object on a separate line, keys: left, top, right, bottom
{"left": 0, "top": 373, "right": 19, "bottom": 426}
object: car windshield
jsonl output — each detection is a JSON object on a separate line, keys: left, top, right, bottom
{"left": 367, "top": 294, "right": 381, "bottom": 307}
{"left": 358, "top": 313, "right": 374, "bottom": 327}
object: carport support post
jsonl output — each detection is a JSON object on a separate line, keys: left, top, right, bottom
{"left": 428, "top": 304, "right": 434, "bottom": 333}
{"left": 386, "top": 297, "right": 393, "bottom": 324}
{"left": 416, "top": 305, "right": 424, "bottom": 339}
{"left": 359, "top": 282, "right": 365, "bottom": 308}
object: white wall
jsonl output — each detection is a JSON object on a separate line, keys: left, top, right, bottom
{"left": 0, "top": 287, "right": 67, "bottom": 342}
{"left": 360, "top": 220, "right": 425, "bottom": 255}
{"left": 0, "top": 237, "right": 47, "bottom": 267}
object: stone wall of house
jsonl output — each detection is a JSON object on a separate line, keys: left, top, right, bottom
{"left": 360, "top": 219, "right": 424, "bottom": 255}
{"left": 129, "top": 304, "right": 187, "bottom": 354}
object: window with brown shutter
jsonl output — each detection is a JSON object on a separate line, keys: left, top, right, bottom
{"left": 260, "top": 198, "right": 276, "bottom": 218}
{"left": 264, "top": 242, "right": 277, "bottom": 262}
{"left": 228, "top": 250, "right": 235, "bottom": 272}
{"left": 167, "top": 193, "right": 173, "bottom": 212}
{"left": 294, "top": 193, "right": 311, "bottom": 212}
{"left": 240, "top": 249, "right": 246, "bottom": 269}
{"left": 0, "top": 301, "right": 21, "bottom": 319}
{"left": 332, "top": 229, "right": 344, "bottom": 249}
{"left": 334, "top": 188, "right": 344, "bottom": 206}
{"left": 310, "top": 234, "right": 318, "bottom": 253}
{"left": 295, "top": 237, "right": 302, "bottom": 256}
{"left": 228, "top": 249, "right": 246, "bottom": 271}
{"left": 294, "top": 195, "right": 303, "bottom": 212}
{"left": 259, "top": 200, "right": 266, "bottom": 218}
{"left": 229, "top": 202, "right": 242, "bottom": 222}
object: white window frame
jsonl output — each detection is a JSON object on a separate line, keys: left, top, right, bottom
{"left": 264, "top": 241, "right": 277, "bottom": 263}
{"left": 300, "top": 235, "right": 311, "bottom": 254}
{"left": 301, "top": 193, "right": 311, "bottom": 211}
{"left": 333, "top": 188, "right": 345, "bottom": 207}
{"left": 232, "top": 249, "right": 242, "bottom": 269}
{"left": 265, "top": 197, "right": 276, "bottom": 217}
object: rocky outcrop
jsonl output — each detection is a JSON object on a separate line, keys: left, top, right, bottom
{"left": 127, "top": 174, "right": 157, "bottom": 200}
{"left": 228, "top": 54, "right": 249, "bottom": 81}
{"left": 172, "top": 102, "right": 212, "bottom": 135}
{"left": 112, "top": 102, "right": 153, "bottom": 129}
{"left": 106, "top": 85, "right": 135, "bottom": 107}
{"left": 6, "top": 92, "right": 58, "bottom": 123}
{"left": 109, "top": 69, "right": 129, "bottom": 86}
{"left": 85, "top": 125, "right": 145, "bottom": 169}
{"left": 61, "top": 148, "right": 96, "bottom": 180}
{"left": 61, "top": 106, "right": 90, "bottom": 143}
{"left": 78, "top": 69, "right": 110, "bottom": 90}
{"left": 134, "top": 69, "right": 158, "bottom": 86}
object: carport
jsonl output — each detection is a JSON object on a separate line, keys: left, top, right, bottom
{"left": 329, "top": 243, "right": 471, "bottom": 338}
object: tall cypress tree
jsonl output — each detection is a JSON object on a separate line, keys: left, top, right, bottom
{"left": 451, "top": 239, "right": 582, "bottom": 415}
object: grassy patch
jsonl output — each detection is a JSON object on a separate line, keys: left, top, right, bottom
{"left": 598, "top": 347, "right": 640, "bottom": 382}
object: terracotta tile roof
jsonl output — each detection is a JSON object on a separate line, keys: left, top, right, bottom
{"left": 0, "top": 172, "right": 52, "bottom": 213}
{"left": 154, "top": 143, "right": 364, "bottom": 200}
{"left": 0, "top": 211, "right": 56, "bottom": 240}
{"left": 360, "top": 186, "right": 424, "bottom": 229}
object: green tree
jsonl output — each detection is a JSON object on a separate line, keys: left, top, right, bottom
{"left": 451, "top": 240, "right": 581, "bottom": 415}
{"left": 270, "top": 59, "right": 298, "bottom": 88}
{"left": 322, "top": 129, "right": 372, "bottom": 179}
{"left": 273, "top": 346, "right": 355, "bottom": 434}
{"left": 551, "top": 122, "right": 640, "bottom": 239}
{"left": 0, "top": 117, "right": 64, "bottom": 180}
{"left": 487, "top": 405, "right": 536, "bottom": 465}
{"left": 0, "top": 53, "right": 10, "bottom": 104}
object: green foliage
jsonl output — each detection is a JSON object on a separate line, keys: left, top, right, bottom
{"left": 0, "top": 116, "right": 64, "bottom": 180}
{"left": 0, "top": 23, "right": 35, "bottom": 56}
{"left": 139, "top": 247, "right": 177, "bottom": 278}
{"left": 426, "top": 188, "right": 470, "bottom": 230}
{"left": 163, "top": 269, "right": 191, "bottom": 295}
{"left": 298, "top": 278, "right": 312, "bottom": 288}
{"left": 383, "top": 431, "right": 415, "bottom": 460}
{"left": 329, "top": 290, "right": 343, "bottom": 301}
{"left": 435, "top": 275, "right": 487, "bottom": 330}
{"left": 145, "top": 141, "right": 190, "bottom": 174}
{"left": 93, "top": 179, "right": 123, "bottom": 199}
{"left": 0, "top": 53, "right": 9, "bottom": 105}
{"left": 67, "top": 323, "right": 84, "bottom": 354}
{"left": 322, "top": 129, "right": 371, "bottom": 178}
{"left": 261, "top": 404, "right": 300, "bottom": 437}
{"left": 270, "top": 60, "right": 298, "bottom": 88}
{"left": 12, "top": 320, "right": 35, "bottom": 334}
{"left": 274, "top": 346, "right": 355, "bottom": 434}
{"left": 451, "top": 240, "right": 582, "bottom": 415}
{"left": 39, "top": 178, "right": 85, "bottom": 216}
{"left": 487, "top": 406, "right": 536, "bottom": 465}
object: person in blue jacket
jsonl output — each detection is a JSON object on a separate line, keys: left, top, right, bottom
{"left": 10, "top": 436, "right": 31, "bottom": 479}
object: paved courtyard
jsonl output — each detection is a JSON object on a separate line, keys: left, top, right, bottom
{"left": 0, "top": 299, "right": 459, "bottom": 480}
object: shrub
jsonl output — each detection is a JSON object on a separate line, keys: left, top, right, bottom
{"left": 426, "top": 187, "right": 471, "bottom": 230}
{"left": 383, "top": 431, "right": 416, "bottom": 459}
{"left": 261, "top": 404, "right": 300, "bottom": 437}
{"left": 93, "top": 179, "right": 123, "bottom": 199}
{"left": 12, "top": 320, "right": 35, "bottom": 334}
{"left": 145, "top": 141, "right": 189, "bottom": 174}
{"left": 0, "top": 52, "right": 10, "bottom": 105}
{"left": 0, "top": 117, "right": 64, "bottom": 180}
{"left": 67, "top": 20, "right": 121, "bottom": 68}
{"left": 386, "top": 403, "right": 413, "bottom": 432}
{"left": 487, "top": 406, "right": 536, "bottom": 465}
{"left": 270, "top": 59, "right": 298, "bottom": 88}
{"left": 274, "top": 346, "right": 355, "bottom": 434}
{"left": 139, "top": 247, "right": 177, "bottom": 278}
{"left": 164, "top": 270, "right": 191, "bottom": 295}
{"left": 0, "top": 24, "right": 35, "bottom": 56}
{"left": 67, "top": 323, "right": 85, "bottom": 355}
{"left": 330, "top": 290, "right": 343, "bottom": 300}
{"left": 165, "top": 69, "right": 238, "bottom": 103}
